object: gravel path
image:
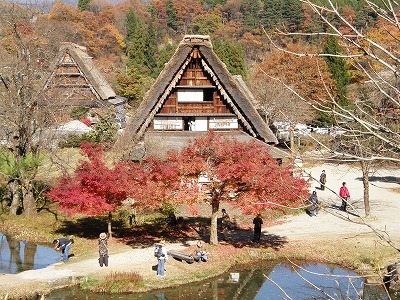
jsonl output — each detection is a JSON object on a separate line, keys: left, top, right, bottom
{"left": 267, "top": 163, "right": 400, "bottom": 241}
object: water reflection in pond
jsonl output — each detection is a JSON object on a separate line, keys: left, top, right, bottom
{"left": 0, "top": 232, "right": 61, "bottom": 274}
{"left": 48, "top": 261, "right": 392, "bottom": 300}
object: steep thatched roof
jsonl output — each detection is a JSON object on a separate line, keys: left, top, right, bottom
{"left": 141, "top": 131, "right": 289, "bottom": 160}
{"left": 45, "top": 42, "right": 124, "bottom": 106}
{"left": 115, "top": 35, "right": 278, "bottom": 157}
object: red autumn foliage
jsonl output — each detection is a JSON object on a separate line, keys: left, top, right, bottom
{"left": 48, "top": 134, "right": 309, "bottom": 245}
{"left": 136, "top": 131, "right": 309, "bottom": 213}
{"left": 130, "top": 131, "right": 310, "bottom": 244}
{"left": 79, "top": 117, "right": 92, "bottom": 127}
{"left": 48, "top": 142, "right": 129, "bottom": 215}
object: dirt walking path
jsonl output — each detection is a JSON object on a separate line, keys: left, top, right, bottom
{"left": 0, "top": 163, "right": 399, "bottom": 299}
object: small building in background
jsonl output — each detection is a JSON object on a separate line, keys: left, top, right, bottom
{"left": 43, "top": 42, "right": 126, "bottom": 127}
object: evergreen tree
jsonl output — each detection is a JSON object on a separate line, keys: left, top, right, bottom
{"left": 146, "top": 18, "right": 158, "bottom": 77}
{"left": 261, "top": 0, "right": 303, "bottom": 31}
{"left": 125, "top": 8, "right": 157, "bottom": 76}
{"left": 315, "top": 36, "right": 351, "bottom": 126}
{"left": 77, "top": 0, "right": 90, "bottom": 11}
{"left": 154, "top": 43, "right": 177, "bottom": 77}
{"left": 281, "top": 0, "right": 304, "bottom": 31}
{"left": 240, "top": 0, "right": 262, "bottom": 31}
{"left": 166, "top": 0, "right": 178, "bottom": 31}
{"left": 323, "top": 36, "right": 350, "bottom": 106}
{"left": 260, "top": 0, "right": 282, "bottom": 29}
{"left": 214, "top": 39, "right": 247, "bottom": 80}
{"left": 201, "top": 0, "right": 227, "bottom": 8}
{"left": 126, "top": 8, "right": 140, "bottom": 43}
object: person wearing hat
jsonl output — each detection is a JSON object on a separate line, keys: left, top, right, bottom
{"left": 156, "top": 241, "right": 168, "bottom": 277}
{"left": 53, "top": 237, "right": 74, "bottom": 262}
{"left": 99, "top": 232, "right": 109, "bottom": 267}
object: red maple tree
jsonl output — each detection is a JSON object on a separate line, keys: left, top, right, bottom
{"left": 47, "top": 143, "right": 131, "bottom": 235}
{"left": 131, "top": 131, "right": 310, "bottom": 245}
{"left": 48, "top": 134, "right": 309, "bottom": 244}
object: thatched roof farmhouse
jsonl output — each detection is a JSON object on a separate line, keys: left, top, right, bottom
{"left": 115, "top": 35, "right": 287, "bottom": 160}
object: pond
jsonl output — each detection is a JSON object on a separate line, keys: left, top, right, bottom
{"left": 0, "top": 232, "right": 61, "bottom": 274}
{"left": 47, "top": 261, "right": 393, "bottom": 300}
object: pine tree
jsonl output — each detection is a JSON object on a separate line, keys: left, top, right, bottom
{"left": 323, "top": 36, "right": 350, "bottom": 106}
{"left": 77, "top": 0, "right": 90, "bottom": 11}
{"left": 146, "top": 18, "right": 157, "bottom": 77}
{"left": 261, "top": 0, "right": 303, "bottom": 31}
{"left": 125, "top": 8, "right": 154, "bottom": 76}
{"left": 240, "top": 0, "right": 262, "bottom": 31}
{"left": 126, "top": 8, "right": 140, "bottom": 43}
{"left": 214, "top": 39, "right": 247, "bottom": 80}
{"left": 166, "top": 0, "right": 178, "bottom": 31}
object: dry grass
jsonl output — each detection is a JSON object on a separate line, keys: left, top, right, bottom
{"left": 89, "top": 271, "right": 143, "bottom": 293}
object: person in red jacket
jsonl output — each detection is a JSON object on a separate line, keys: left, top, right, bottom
{"left": 339, "top": 182, "right": 350, "bottom": 211}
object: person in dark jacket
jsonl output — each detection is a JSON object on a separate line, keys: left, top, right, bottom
{"left": 319, "top": 170, "right": 327, "bottom": 190}
{"left": 309, "top": 191, "right": 320, "bottom": 216}
{"left": 99, "top": 232, "right": 109, "bottom": 267}
{"left": 53, "top": 237, "right": 74, "bottom": 262}
{"left": 252, "top": 213, "right": 263, "bottom": 242}
{"left": 220, "top": 208, "right": 230, "bottom": 241}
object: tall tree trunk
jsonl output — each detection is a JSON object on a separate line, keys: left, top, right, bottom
{"left": 108, "top": 212, "right": 112, "bottom": 238}
{"left": 22, "top": 180, "right": 37, "bottom": 219}
{"left": 209, "top": 198, "right": 220, "bottom": 246}
{"left": 8, "top": 180, "right": 20, "bottom": 215}
{"left": 361, "top": 160, "right": 371, "bottom": 217}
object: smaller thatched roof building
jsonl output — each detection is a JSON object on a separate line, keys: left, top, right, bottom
{"left": 44, "top": 42, "right": 125, "bottom": 109}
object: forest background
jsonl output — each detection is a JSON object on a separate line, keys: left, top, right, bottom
{"left": 2, "top": 0, "right": 391, "bottom": 127}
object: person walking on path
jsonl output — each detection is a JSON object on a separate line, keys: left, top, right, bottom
{"left": 98, "top": 232, "right": 109, "bottom": 267}
{"left": 53, "top": 237, "right": 74, "bottom": 262}
{"left": 309, "top": 191, "right": 320, "bottom": 216}
{"left": 339, "top": 182, "right": 350, "bottom": 211}
{"left": 252, "top": 213, "right": 263, "bottom": 242}
{"left": 319, "top": 170, "right": 327, "bottom": 190}
{"left": 221, "top": 208, "right": 230, "bottom": 241}
{"left": 156, "top": 242, "right": 168, "bottom": 277}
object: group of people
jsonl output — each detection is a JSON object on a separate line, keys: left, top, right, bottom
{"left": 308, "top": 170, "right": 351, "bottom": 216}
{"left": 52, "top": 170, "right": 351, "bottom": 278}
{"left": 53, "top": 232, "right": 109, "bottom": 266}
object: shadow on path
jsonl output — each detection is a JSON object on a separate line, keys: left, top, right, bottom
{"left": 355, "top": 175, "right": 400, "bottom": 185}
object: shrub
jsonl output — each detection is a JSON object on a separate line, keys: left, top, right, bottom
{"left": 70, "top": 107, "right": 89, "bottom": 119}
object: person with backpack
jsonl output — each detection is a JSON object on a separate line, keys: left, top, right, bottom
{"left": 155, "top": 241, "right": 168, "bottom": 277}
{"left": 98, "top": 232, "right": 109, "bottom": 267}
{"left": 53, "top": 237, "right": 74, "bottom": 262}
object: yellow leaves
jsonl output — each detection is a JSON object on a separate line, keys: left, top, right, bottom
{"left": 49, "top": 2, "right": 83, "bottom": 23}
{"left": 103, "top": 23, "right": 126, "bottom": 49}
